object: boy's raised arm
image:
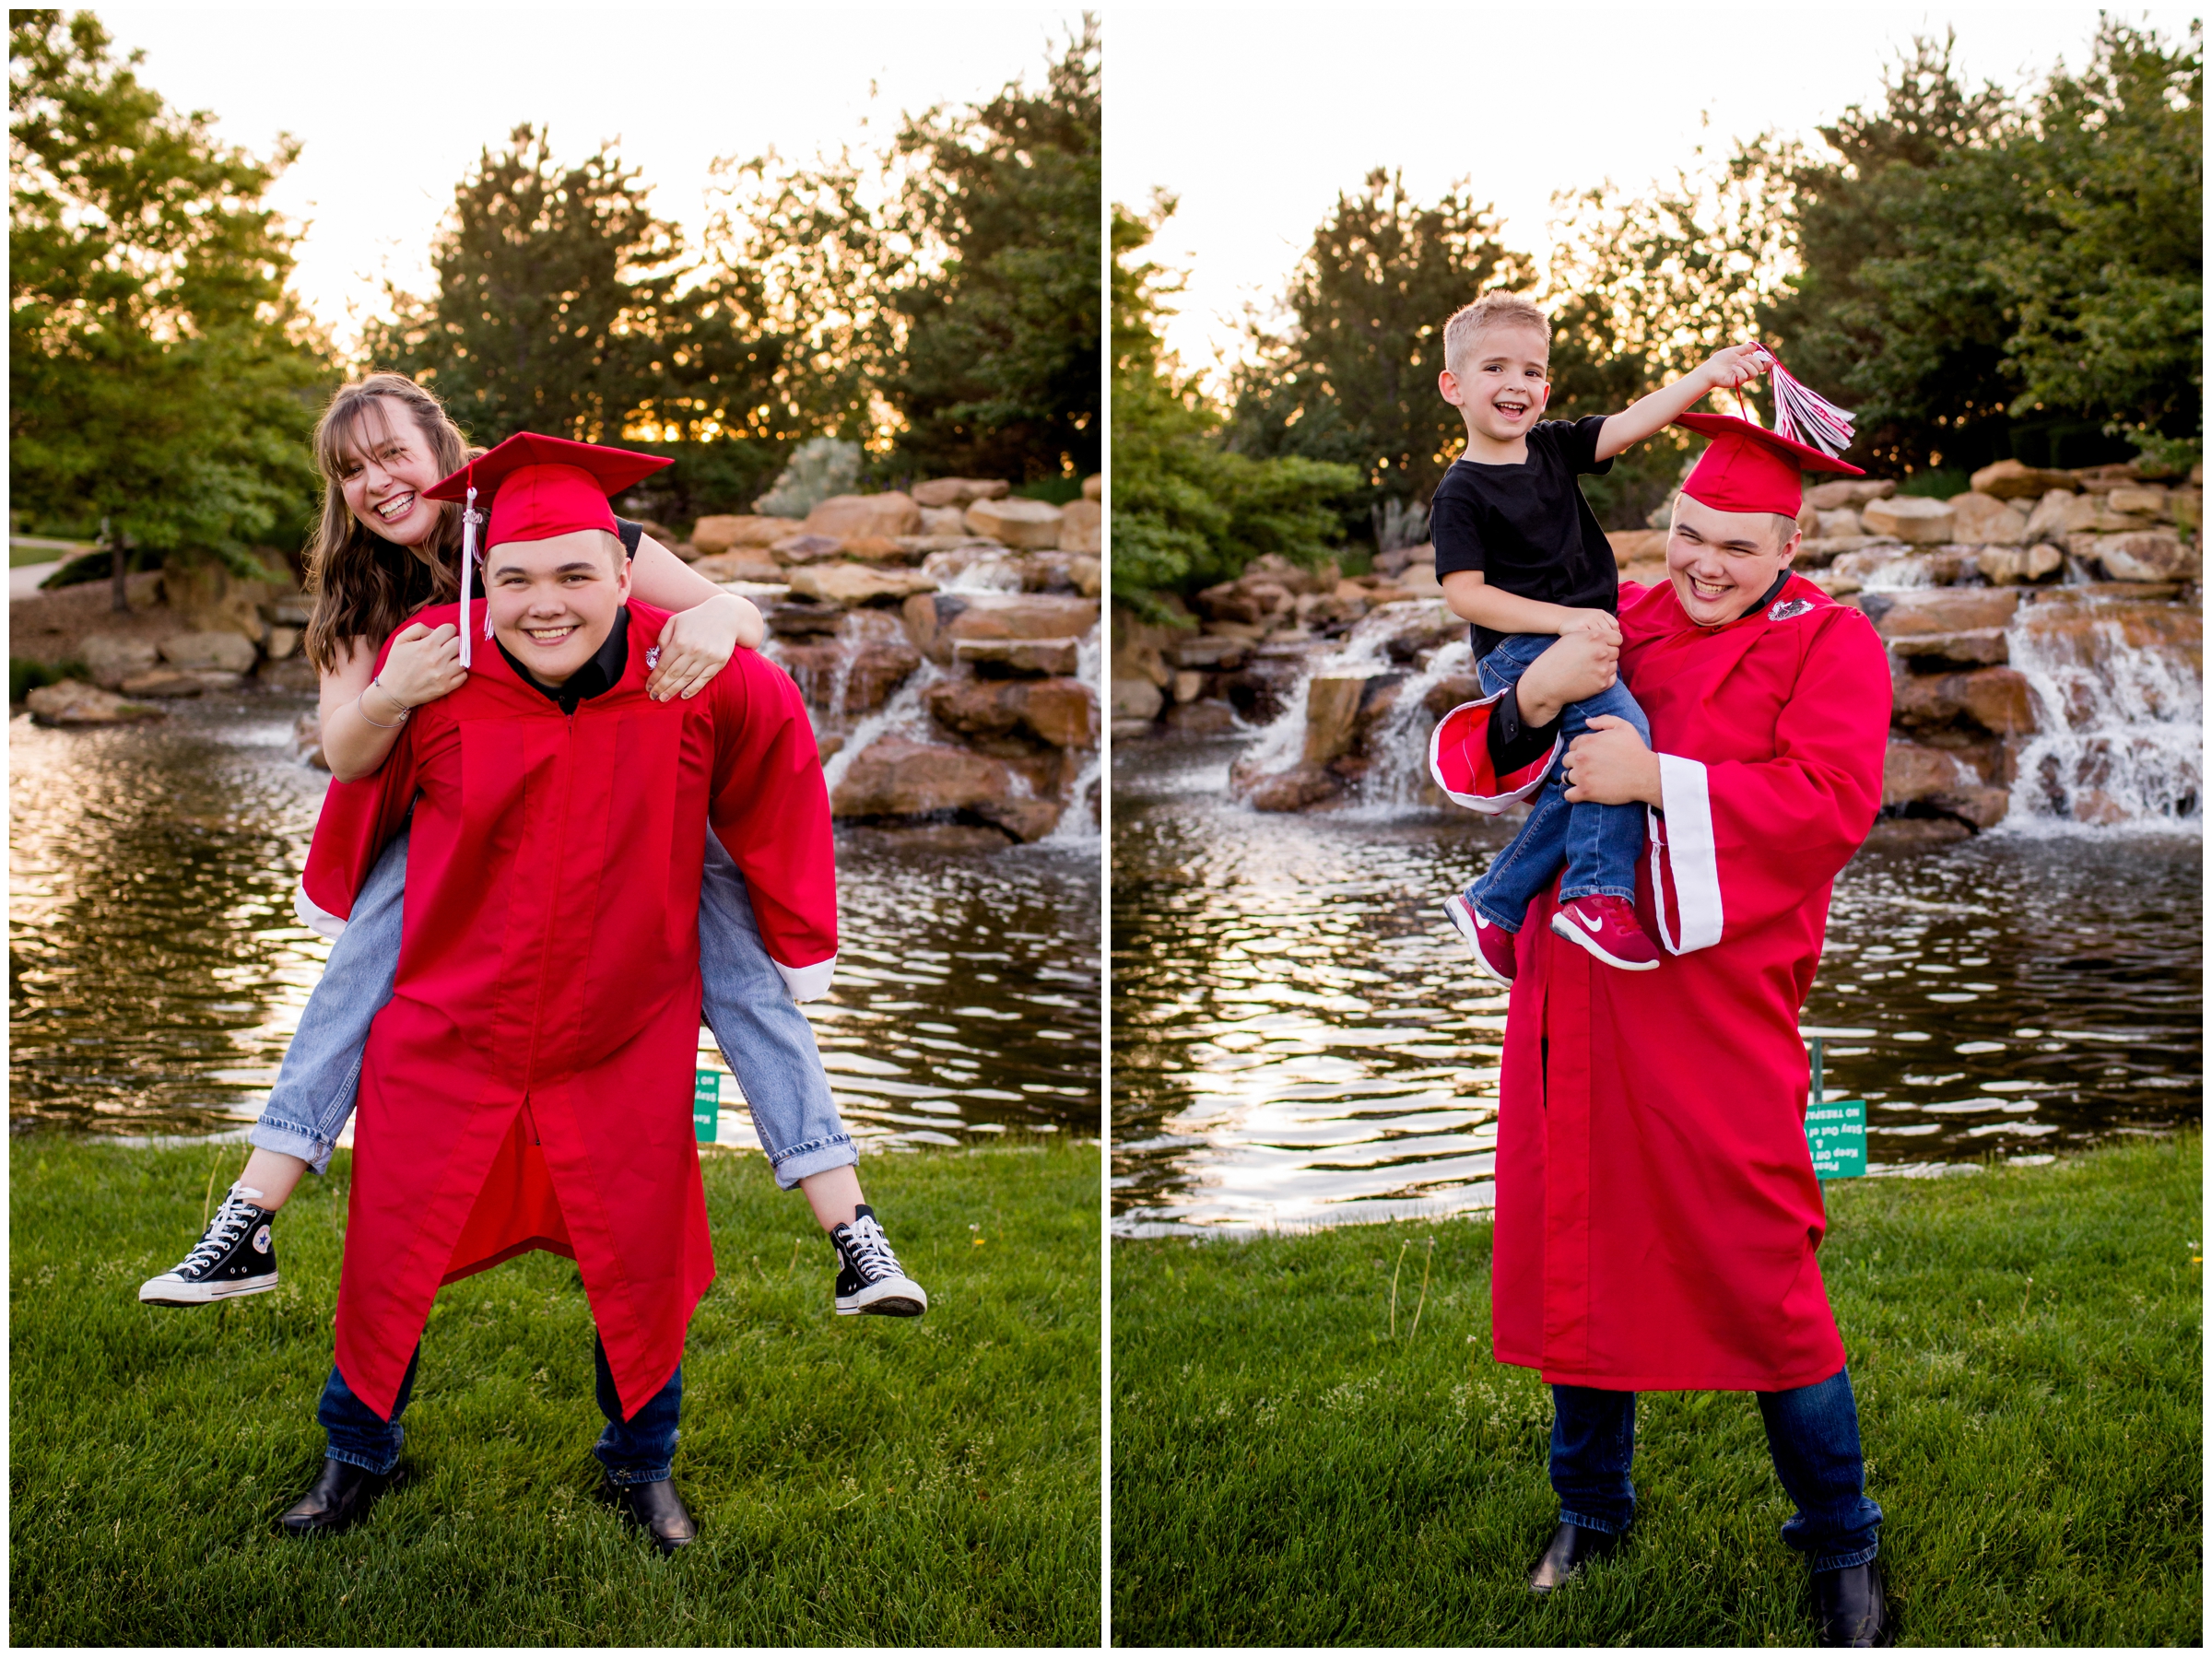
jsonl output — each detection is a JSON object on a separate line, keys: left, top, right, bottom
{"left": 1594, "top": 344, "right": 1767, "bottom": 462}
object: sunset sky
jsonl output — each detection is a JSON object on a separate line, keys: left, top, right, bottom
{"left": 92, "top": 3, "right": 1086, "bottom": 355}
{"left": 1111, "top": 3, "right": 2200, "bottom": 389}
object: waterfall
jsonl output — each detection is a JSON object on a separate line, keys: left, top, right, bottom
{"left": 2002, "top": 593, "right": 2203, "bottom": 829}
{"left": 1238, "top": 603, "right": 1437, "bottom": 777}
{"left": 818, "top": 658, "right": 947, "bottom": 796}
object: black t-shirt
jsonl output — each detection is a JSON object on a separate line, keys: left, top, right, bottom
{"left": 1429, "top": 416, "right": 1618, "bottom": 659}
{"left": 614, "top": 517, "right": 643, "bottom": 559}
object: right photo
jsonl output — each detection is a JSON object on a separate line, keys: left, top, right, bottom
{"left": 1108, "top": 5, "right": 2201, "bottom": 1649}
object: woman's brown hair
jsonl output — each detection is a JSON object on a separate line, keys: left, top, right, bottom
{"left": 301, "top": 374, "right": 477, "bottom": 675}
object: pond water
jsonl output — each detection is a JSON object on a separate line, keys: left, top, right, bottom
{"left": 1112, "top": 736, "right": 2201, "bottom": 1236}
{"left": 9, "top": 696, "right": 1100, "bottom": 1156}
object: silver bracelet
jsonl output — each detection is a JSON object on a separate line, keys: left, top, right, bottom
{"left": 357, "top": 677, "right": 411, "bottom": 730}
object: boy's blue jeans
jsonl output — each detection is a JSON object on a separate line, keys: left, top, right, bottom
{"left": 251, "top": 828, "right": 854, "bottom": 1189}
{"left": 1550, "top": 1367, "right": 1883, "bottom": 1571}
{"left": 1466, "top": 631, "right": 1652, "bottom": 930}
{"left": 319, "top": 1334, "right": 681, "bottom": 1485}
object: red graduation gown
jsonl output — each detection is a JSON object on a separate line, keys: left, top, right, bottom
{"left": 1433, "top": 573, "right": 1891, "bottom": 1391}
{"left": 298, "top": 601, "right": 837, "bottom": 1419}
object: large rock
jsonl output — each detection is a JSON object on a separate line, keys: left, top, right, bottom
{"left": 925, "top": 676, "right": 1098, "bottom": 748}
{"left": 804, "top": 492, "right": 922, "bottom": 540}
{"left": 786, "top": 564, "right": 937, "bottom": 607}
{"left": 159, "top": 631, "right": 258, "bottom": 673}
{"left": 1112, "top": 676, "right": 1165, "bottom": 722}
{"left": 903, "top": 592, "right": 1100, "bottom": 664}
{"left": 966, "top": 497, "right": 1065, "bottom": 550}
{"left": 957, "top": 637, "right": 1081, "bottom": 677}
{"left": 689, "top": 550, "right": 783, "bottom": 583}
{"left": 830, "top": 734, "right": 1015, "bottom": 819}
{"left": 1057, "top": 497, "right": 1102, "bottom": 554}
{"left": 1234, "top": 760, "right": 1344, "bottom": 812}
{"left": 1862, "top": 496, "right": 1955, "bottom": 544}
{"left": 1975, "top": 543, "right": 2064, "bottom": 585}
{"left": 2106, "top": 486, "right": 2169, "bottom": 518}
{"left": 919, "top": 505, "right": 970, "bottom": 535}
{"left": 119, "top": 669, "right": 219, "bottom": 697}
{"left": 1862, "top": 588, "right": 2021, "bottom": 638}
{"left": 1882, "top": 739, "right": 2010, "bottom": 828}
{"left": 1970, "top": 459, "right": 2078, "bottom": 500}
{"left": 1083, "top": 474, "right": 1102, "bottom": 501}
{"left": 1889, "top": 629, "right": 2009, "bottom": 668}
{"left": 1806, "top": 478, "right": 1897, "bottom": 511}
{"left": 79, "top": 632, "right": 160, "bottom": 690}
{"left": 1944, "top": 492, "right": 2029, "bottom": 546}
{"left": 2022, "top": 488, "right": 2086, "bottom": 546}
{"left": 25, "top": 679, "right": 165, "bottom": 726}
{"left": 2088, "top": 531, "right": 2190, "bottom": 582}
{"left": 690, "top": 514, "right": 794, "bottom": 555}
{"left": 912, "top": 477, "right": 1010, "bottom": 509}
{"left": 1891, "top": 665, "right": 2036, "bottom": 735}
{"left": 1816, "top": 508, "right": 1864, "bottom": 539}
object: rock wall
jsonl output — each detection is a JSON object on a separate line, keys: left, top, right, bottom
{"left": 1116, "top": 459, "right": 2201, "bottom": 837}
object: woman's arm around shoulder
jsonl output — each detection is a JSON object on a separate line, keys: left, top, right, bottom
{"left": 629, "top": 533, "right": 767, "bottom": 703}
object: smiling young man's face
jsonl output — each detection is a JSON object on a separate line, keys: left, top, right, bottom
{"left": 1666, "top": 493, "right": 1801, "bottom": 627}
{"left": 486, "top": 529, "right": 631, "bottom": 687}
{"left": 1441, "top": 321, "right": 1552, "bottom": 448}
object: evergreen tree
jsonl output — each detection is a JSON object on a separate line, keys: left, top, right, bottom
{"left": 9, "top": 9, "right": 332, "bottom": 580}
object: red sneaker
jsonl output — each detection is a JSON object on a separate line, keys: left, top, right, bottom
{"left": 1548, "top": 895, "right": 1661, "bottom": 971}
{"left": 1443, "top": 890, "right": 1518, "bottom": 986}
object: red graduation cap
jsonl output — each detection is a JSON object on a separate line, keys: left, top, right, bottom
{"left": 1676, "top": 412, "right": 1863, "bottom": 516}
{"left": 425, "top": 433, "right": 671, "bottom": 665}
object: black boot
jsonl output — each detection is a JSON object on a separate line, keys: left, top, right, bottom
{"left": 1528, "top": 1520, "right": 1621, "bottom": 1592}
{"left": 604, "top": 1477, "right": 698, "bottom": 1552}
{"left": 1812, "top": 1560, "right": 1893, "bottom": 1647}
{"left": 277, "top": 1458, "right": 390, "bottom": 1535}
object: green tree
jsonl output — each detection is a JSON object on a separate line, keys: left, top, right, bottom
{"left": 1994, "top": 18, "right": 2202, "bottom": 441}
{"left": 1225, "top": 170, "right": 1535, "bottom": 510}
{"left": 1112, "top": 202, "right": 1360, "bottom": 616}
{"left": 885, "top": 18, "right": 1100, "bottom": 482}
{"left": 365, "top": 124, "right": 802, "bottom": 459}
{"left": 9, "top": 9, "right": 332, "bottom": 588}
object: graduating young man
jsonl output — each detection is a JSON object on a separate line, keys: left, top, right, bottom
{"left": 1431, "top": 412, "right": 1898, "bottom": 1647}
{"left": 276, "top": 433, "right": 839, "bottom": 1550}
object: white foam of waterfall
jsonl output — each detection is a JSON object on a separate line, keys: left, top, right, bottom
{"left": 819, "top": 657, "right": 947, "bottom": 796}
{"left": 1344, "top": 632, "right": 1475, "bottom": 811}
{"left": 2001, "top": 603, "right": 2202, "bottom": 831}
{"left": 1238, "top": 603, "right": 1435, "bottom": 778}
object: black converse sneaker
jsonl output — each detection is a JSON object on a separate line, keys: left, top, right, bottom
{"left": 830, "top": 1205, "right": 927, "bottom": 1317}
{"left": 138, "top": 1183, "right": 279, "bottom": 1305}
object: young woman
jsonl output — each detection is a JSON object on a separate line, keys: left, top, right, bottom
{"left": 140, "top": 374, "right": 924, "bottom": 1322}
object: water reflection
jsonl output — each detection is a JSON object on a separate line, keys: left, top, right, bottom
{"left": 1112, "top": 737, "right": 2200, "bottom": 1235}
{"left": 10, "top": 697, "right": 1100, "bottom": 1154}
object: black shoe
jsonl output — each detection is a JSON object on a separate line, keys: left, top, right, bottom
{"left": 139, "top": 1183, "right": 278, "bottom": 1304}
{"left": 1528, "top": 1520, "right": 1621, "bottom": 1592}
{"left": 830, "top": 1205, "right": 927, "bottom": 1317}
{"left": 277, "top": 1458, "right": 390, "bottom": 1535}
{"left": 1813, "top": 1560, "right": 1892, "bottom": 1647}
{"left": 604, "top": 1477, "right": 698, "bottom": 1552}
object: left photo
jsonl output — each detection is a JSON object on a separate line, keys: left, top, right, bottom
{"left": 9, "top": 7, "right": 1101, "bottom": 1645}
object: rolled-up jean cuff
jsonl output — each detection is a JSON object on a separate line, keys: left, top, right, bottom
{"left": 768, "top": 1134, "right": 858, "bottom": 1190}
{"left": 1557, "top": 1507, "right": 1630, "bottom": 1537}
{"left": 598, "top": 1460, "right": 675, "bottom": 1487}
{"left": 1810, "top": 1542, "right": 1879, "bottom": 1573}
{"left": 246, "top": 1118, "right": 336, "bottom": 1177}
{"left": 323, "top": 1442, "right": 401, "bottom": 1478}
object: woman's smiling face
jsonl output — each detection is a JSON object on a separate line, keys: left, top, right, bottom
{"left": 335, "top": 399, "right": 446, "bottom": 548}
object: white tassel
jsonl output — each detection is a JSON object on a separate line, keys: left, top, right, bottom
{"left": 1747, "top": 344, "right": 1855, "bottom": 457}
{"left": 458, "top": 484, "right": 479, "bottom": 668}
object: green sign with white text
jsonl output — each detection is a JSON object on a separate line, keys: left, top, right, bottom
{"left": 1806, "top": 1098, "right": 1866, "bottom": 1180}
{"left": 694, "top": 1070, "right": 720, "bottom": 1145}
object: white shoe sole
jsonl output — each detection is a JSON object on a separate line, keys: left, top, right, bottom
{"left": 835, "top": 1275, "right": 927, "bottom": 1317}
{"left": 1547, "top": 910, "right": 1660, "bottom": 971}
{"left": 1443, "top": 893, "right": 1514, "bottom": 987}
{"left": 138, "top": 1271, "right": 278, "bottom": 1306}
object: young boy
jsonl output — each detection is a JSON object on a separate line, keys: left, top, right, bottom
{"left": 1429, "top": 291, "right": 1766, "bottom": 981}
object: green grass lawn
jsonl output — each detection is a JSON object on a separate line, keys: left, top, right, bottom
{"left": 1112, "top": 1134, "right": 2201, "bottom": 1647}
{"left": 12, "top": 1134, "right": 1100, "bottom": 1645}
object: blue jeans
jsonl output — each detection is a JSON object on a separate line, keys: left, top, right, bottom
{"left": 1549, "top": 1368, "right": 1884, "bottom": 1572}
{"left": 319, "top": 1334, "right": 682, "bottom": 1485}
{"left": 253, "top": 828, "right": 854, "bottom": 1188}
{"left": 1465, "top": 631, "right": 1652, "bottom": 930}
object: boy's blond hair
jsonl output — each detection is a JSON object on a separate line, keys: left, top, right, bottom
{"left": 1443, "top": 291, "right": 1551, "bottom": 380}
